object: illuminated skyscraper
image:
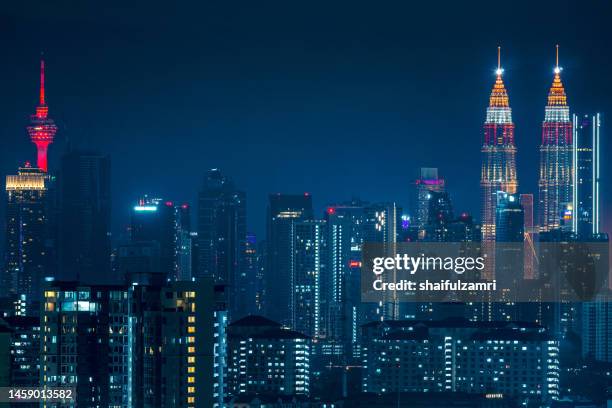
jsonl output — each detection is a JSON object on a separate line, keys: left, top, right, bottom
{"left": 26, "top": 59, "right": 57, "bottom": 173}
{"left": 480, "top": 48, "right": 518, "bottom": 277}
{"left": 265, "top": 194, "right": 313, "bottom": 326}
{"left": 538, "top": 46, "right": 573, "bottom": 232}
{"left": 290, "top": 219, "right": 325, "bottom": 338}
{"left": 2, "top": 165, "right": 52, "bottom": 313}
{"left": 325, "top": 201, "right": 366, "bottom": 359}
{"left": 572, "top": 113, "right": 600, "bottom": 236}
{"left": 411, "top": 167, "right": 445, "bottom": 231}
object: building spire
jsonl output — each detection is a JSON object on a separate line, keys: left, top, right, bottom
{"left": 40, "top": 57, "right": 46, "bottom": 106}
{"left": 548, "top": 44, "right": 567, "bottom": 106}
{"left": 489, "top": 46, "right": 508, "bottom": 108}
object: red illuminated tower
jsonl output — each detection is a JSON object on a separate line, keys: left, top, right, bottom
{"left": 26, "top": 58, "right": 57, "bottom": 172}
{"left": 538, "top": 45, "right": 573, "bottom": 232}
{"left": 480, "top": 47, "right": 518, "bottom": 278}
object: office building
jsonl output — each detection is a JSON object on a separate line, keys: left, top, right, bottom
{"left": 3, "top": 166, "right": 53, "bottom": 314}
{"left": 266, "top": 194, "right": 313, "bottom": 326}
{"left": 572, "top": 113, "right": 601, "bottom": 236}
{"left": 411, "top": 168, "right": 445, "bottom": 231}
{"left": 58, "top": 150, "right": 112, "bottom": 284}
{"left": 197, "top": 169, "right": 247, "bottom": 319}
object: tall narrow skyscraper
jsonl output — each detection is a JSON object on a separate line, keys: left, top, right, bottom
{"left": 411, "top": 167, "right": 445, "bottom": 231}
{"left": 27, "top": 59, "right": 57, "bottom": 173}
{"left": 3, "top": 165, "right": 52, "bottom": 313}
{"left": 197, "top": 169, "right": 247, "bottom": 318}
{"left": 480, "top": 48, "right": 518, "bottom": 277}
{"left": 538, "top": 46, "right": 573, "bottom": 232}
{"left": 265, "top": 194, "right": 313, "bottom": 326}
{"left": 58, "top": 150, "right": 112, "bottom": 283}
{"left": 572, "top": 113, "right": 600, "bottom": 236}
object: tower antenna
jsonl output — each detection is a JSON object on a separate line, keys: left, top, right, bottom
{"left": 498, "top": 46, "right": 501, "bottom": 71}
{"left": 40, "top": 57, "right": 45, "bottom": 106}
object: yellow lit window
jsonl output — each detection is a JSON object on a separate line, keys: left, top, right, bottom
{"left": 188, "top": 326, "right": 195, "bottom": 333}
{"left": 188, "top": 347, "right": 195, "bottom": 353}
{"left": 188, "top": 356, "right": 195, "bottom": 363}
{"left": 188, "top": 386, "right": 195, "bottom": 393}
{"left": 188, "top": 366, "right": 195, "bottom": 373}
{"left": 188, "top": 396, "right": 195, "bottom": 403}
{"left": 187, "top": 336, "right": 195, "bottom": 343}
{"left": 188, "top": 376, "right": 195, "bottom": 383}
{"left": 188, "top": 316, "right": 195, "bottom": 323}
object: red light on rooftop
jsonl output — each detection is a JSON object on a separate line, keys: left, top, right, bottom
{"left": 327, "top": 207, "right": 336, "bottom": 215}
{"left": 165, "top": 201, "right": 174, "bottom": 207}
{"left": 349, "top": 260, "right": 361, "bottom": 268}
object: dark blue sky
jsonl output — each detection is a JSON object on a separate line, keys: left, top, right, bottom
{"left": 1, "top": 0, "right": 611, "bottom": 239}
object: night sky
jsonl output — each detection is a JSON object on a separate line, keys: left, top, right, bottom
{"left": 1, "top": 1, "right": 612, "bottom": 241}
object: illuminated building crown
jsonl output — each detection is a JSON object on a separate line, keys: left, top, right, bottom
{"left": 489, "top": 72, "right": 509, "bottom": 108}
{"left": 547, "top": 69, "right": 567, "bottom": 107}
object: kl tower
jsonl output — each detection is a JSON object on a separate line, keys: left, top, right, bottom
{"left": 26, "top": 58, "right": 57, "bottom": 172}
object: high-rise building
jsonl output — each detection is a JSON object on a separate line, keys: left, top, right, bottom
{"left": 411, "top": 168, "right": 445, "bottom": 230}
{"left": 495, "top": 192, "right": 524, "bottom": 243}
{"left": 0, "top": 316, "right": 40, "bottom": 387}
{"left": 495, "top": 192, "right": 524, "bottom": 313}
{"left": 324, "top": 202, "right": 365, "bottom": 359}
{"left": 243, "top": 233, "right": 262, "bottom": 316}
{"left": 582, "top": 296, "right": 612, "bottom": 362}
{"left": 131, "top": 196, "right": 178, "bottom": 278}
{"left": 41, "top": 282, "right": 131, "bottom": 407}
{"left": 572, "top": 113, "right": 601, "bottom": 236}
{"left": 41, "top": 276, "right": 227, "bottom": 408}
{"left": 265, "top": 194, "right": 313, "bottom": 326}
{"left": 290, "top": 219, "right": 325, "bottom": 338}
{"left": 3, "top": 166, "right": 53, "bottom": 313}
{"left": 362, "top": 319, "right": 559, "bottom": 402}
{"left": 197, "top": 169, "right": 247, "bottom": 319}
{"left": 129, "top": 276, "right": 228, "bottom": 408}
{"left": 538, "top": 46, "right": 573, "bottom": 233}
{"left": 480, "top": 48, "right": 518, "bottom": 278}
{"left": 26, "top": 59, "right": 57, "bottom": 173}
{"left": 423, "top": 191, "right": 453, "bottom": 242}
{"left": 58, "top": 150, "right": 111, "bottom": 283}
{"left": 363, "top": 202, "right": 397, "bottom": 320}
{"left": 226, "top": 315, "right": 311, "bottom": 397}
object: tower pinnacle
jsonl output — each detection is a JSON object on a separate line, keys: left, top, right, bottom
{"left": 27, "top": 57, "right": 57, "bottom": 172}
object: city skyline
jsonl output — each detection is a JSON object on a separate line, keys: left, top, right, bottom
{"left": 1, "top": 1, "right": 612, "bottom": 239}
{"left": 1, "top": 2, "right": 612, "bottom": 405}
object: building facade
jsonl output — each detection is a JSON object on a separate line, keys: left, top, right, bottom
{"left": 227, "top": 315, "right": 311, "bottom": 398}
{"left": 362, "top": 319, "right": 559, "bottom": 402}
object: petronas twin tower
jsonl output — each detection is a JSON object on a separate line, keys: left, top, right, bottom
{"left": 481, "top": 46, "right": 573, "bottom": 262}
